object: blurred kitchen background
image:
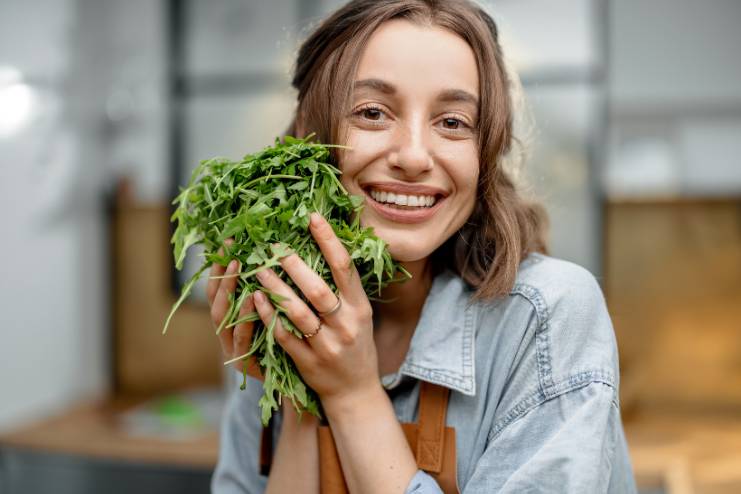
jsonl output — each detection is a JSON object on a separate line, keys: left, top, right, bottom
{"left": 1, "top": 0, "right": 739, "bottom": 492}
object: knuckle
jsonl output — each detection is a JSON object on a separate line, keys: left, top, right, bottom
{"left": 306, "top": 285, "right": 327, "bottom": 301}
{"left": 337, "top": 329, "right": 356, "bottom": 346}
{"left": 334, "top": 260, "right": 351, "bottom": 277}
{"left": 299, "top": 311, "right": 317, "bottom": 331}
{"left": 336, "top": 251, "right": 352, "bottom": 268}
{"left": 333, "top": 256, "right": 354, "bottom": 279}
{"left": 321, "top": 342, "right": 341, "bottom": 361}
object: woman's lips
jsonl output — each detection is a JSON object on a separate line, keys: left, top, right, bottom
{"left": 363, "top": 190, "right": 446, "bottom": 224}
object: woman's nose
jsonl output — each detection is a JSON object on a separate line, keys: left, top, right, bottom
{"left": 390, "top": 119, "right": 434, "bottom": 177}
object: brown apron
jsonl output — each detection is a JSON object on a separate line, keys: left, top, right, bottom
{"left": 259, "top": 381, "right": 460, "bottom": 493}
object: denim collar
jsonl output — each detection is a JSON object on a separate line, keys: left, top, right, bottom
{"left": 380, "top": 269, "right": 477, "bottom": 396}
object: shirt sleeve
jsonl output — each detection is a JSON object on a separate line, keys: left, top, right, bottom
{"left": 404, "top": 469, "right": 445, "bottom": 494}
{"left": 461, "top": 380, "right": 636, "bottom": 493}
{"left": 211, "top": 372, "right": 269, "bottom": 494}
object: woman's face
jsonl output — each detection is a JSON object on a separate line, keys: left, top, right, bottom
{"left": 338, "top": 19, "right": 480, "bottom": 263}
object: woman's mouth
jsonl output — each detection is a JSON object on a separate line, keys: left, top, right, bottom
{"left": 362, "top": 187, "right": 446, "bottom": 224}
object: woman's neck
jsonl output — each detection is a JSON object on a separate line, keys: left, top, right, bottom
{"left": 372, "top": 258, "right": 434, "bottom": 329}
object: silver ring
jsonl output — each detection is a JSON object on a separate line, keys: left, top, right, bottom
{"left": 305, "top": 321, "right": 322, "bottom": 339}
{"left": 317, "top": 297, "right": 342, "bottom": 317}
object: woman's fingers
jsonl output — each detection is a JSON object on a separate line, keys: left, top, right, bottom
{"left": 206, "top": 259, "right": 226, "bottom": 306}
{"left": 255, "top": 267, "right": 324, "bottom": 340}
{"left": 206, "top": 240, "right": 234, "bottom": 305}
{"left": 232, "top": 293, "right": 254, "bottom": 357}
{"left": 210, "top": 259, "right": 240, "bottom": 330}
{"left": 217, "top": 289, "right": 249, "bottom": 360}
{"left": 231, "top": 293, "right": 265, "bottom": 380}
{"left": 276, "top": 248, "right": 341, "bottom": 318}
{"left": 253, "top": 290, "right": 314, "bottom": 367}
{"left": 308, "top": 213, "right": 366, "bottom": 306}
{"left": 206, "top": 240, "right": 266, "bottom": 382}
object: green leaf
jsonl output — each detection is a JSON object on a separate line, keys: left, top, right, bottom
{"left": 163, "top": 265, "right": 208, "bottom": 334}
{"left": 174, "top": 229, "right": 200, "bottom": 270}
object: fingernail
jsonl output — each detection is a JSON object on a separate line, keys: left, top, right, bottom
{"left": 228, "top": 260, "right": 238, "bottom": 272}
{"left": 255, "top": 269, "right": 267, "bottom": 281}
{"left": 310, "top": 212, "right": 321, "bottom": 227}
{"left": 254, "top": 291, "right": 265, "bottom": 303}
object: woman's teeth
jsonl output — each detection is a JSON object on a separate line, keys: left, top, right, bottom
{"left": 368, "top": 189, "right": 437, "bottom": 208}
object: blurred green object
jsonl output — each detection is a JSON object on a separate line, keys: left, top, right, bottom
{"left": 154, "top": 395, "right": 204, "bottom": 428}
{"left": 118, "top": 388, "right": 224, "bottom": 440}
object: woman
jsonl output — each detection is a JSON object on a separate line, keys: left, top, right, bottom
{"left": 208, "top": 0, "right": 637, "bottom": 492}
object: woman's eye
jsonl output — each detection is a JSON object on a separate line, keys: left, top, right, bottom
{"left": 443, "top": 118, "right": 461, "bottom": 129}
{"left": 361, "top": 108, "right": 382, "bottom": 120}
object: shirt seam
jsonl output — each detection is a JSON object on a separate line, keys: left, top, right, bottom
{"left": 510, "top": 283, "right": 555, "bottom": 394}
{"left": 487, "top": 371, "right": 617, "bottom": 444}
{"left": 403, "top": 363, "right": 474, "bottom": 392}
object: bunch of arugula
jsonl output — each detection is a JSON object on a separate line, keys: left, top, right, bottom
{"left": 163, "top": 135, "right": 411, "bottom": 426}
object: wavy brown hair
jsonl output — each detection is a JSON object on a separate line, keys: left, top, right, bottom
{"left": 284, "top": 0, "right": 549, "bottom": 301}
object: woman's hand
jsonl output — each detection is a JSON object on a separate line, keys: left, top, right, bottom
{"left": 252, "top": 212, "right": 381, "bottom": 413}
{"left": 206, "top": 240, "right": 263, "bottom": 380}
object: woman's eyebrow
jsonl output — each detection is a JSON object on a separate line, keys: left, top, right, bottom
{"left": 354, "top": 78, "right": 478, "bottom": 107}
{"left": 354, "top": 78, "right": 396, "bottom": 94}
{"left": 438, "top": 89, "right": 479, "bottom": 107}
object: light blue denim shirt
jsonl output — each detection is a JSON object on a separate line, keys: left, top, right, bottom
{"left": 211, "top": 253, "right": 638, "bottom": 493}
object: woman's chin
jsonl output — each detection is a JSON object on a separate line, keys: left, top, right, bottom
{"left": 386, "top": 243, "right": 432, "bottom": 264}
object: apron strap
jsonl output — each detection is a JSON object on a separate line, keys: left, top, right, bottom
{"left": 416, "top": 381, "right": 450, "bottom": 473}
{"left": 259, "top": 416, "right": 273, "bottom": 476}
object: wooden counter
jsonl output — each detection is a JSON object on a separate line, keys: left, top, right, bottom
{"left": 0, "top": 397, "right": 219, "bottom": 469}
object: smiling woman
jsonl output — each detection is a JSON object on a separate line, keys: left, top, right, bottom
{"left": 286, "top": 5, "right": 548, "bottom": 304}
{"left": 209, "top": 1, "right": 637, "bottom": 493}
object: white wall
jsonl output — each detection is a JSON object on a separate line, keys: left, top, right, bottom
{"left": 0, "top": 0, "right": 167, "bottom": 432}
{"left": 0, "top": 0, "right": 105, "bottom": 431}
